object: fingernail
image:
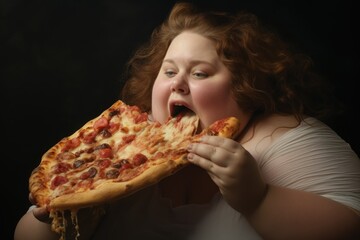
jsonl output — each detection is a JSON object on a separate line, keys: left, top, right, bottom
{"left": 187, "top": 144, "right": 193, "bottom": 151}
{"left": 187, "top": 153, "right": 193, "bottom": 161}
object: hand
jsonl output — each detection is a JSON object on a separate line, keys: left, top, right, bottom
{"left": 187, "top": 135, "right": 268, "bottom": 215}
{"left": 28, "top": 193, "right": 52, "bottom": 223}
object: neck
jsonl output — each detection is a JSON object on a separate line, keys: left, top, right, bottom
{"left": 236, "top": 112, "right": 259, "bottom": 144}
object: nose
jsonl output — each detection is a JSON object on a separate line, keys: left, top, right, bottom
{"left": 170, "top": 75, "right": 189, "bottom": 94}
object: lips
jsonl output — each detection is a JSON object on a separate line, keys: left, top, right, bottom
{"left": 169, "top": 101, "right": 194, "bottom": 117}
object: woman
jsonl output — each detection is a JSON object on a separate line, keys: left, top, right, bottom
{"left": 15, "top": 2, "right": 360, "bottom": 239}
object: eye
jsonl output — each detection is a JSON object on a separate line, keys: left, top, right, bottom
{"left": 164, "top": 69, "right": 176, "bottom": 78}
{"left": 192, "top": 71, "right": 208, "bottom": 79}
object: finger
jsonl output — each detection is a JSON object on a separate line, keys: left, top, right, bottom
{"left": 28, "top": 193, "right": 36, "bottom": 204}
{"left": 187, "top": 152, "right": 219, "bottom": 173}
{"left": 187, "top": 142, "right": 232, "bottom": 166}
{"left": 28, "top": 193, "right": 32, "bottom": 201}
{"left": 207, "top": 171, "right": 223, "bottom": 187}
{"left": 32, "top": 207, "right": 52, "bottom": 223}
{"left": 200, "top": 135, "right": 239, "bottom": 153}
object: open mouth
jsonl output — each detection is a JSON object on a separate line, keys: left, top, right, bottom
{"left": 170, "top": 102, "right": 194, "bottom": 118}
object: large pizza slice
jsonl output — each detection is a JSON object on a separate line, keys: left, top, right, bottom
{"left": 29, "top": 100, "right": 241, "bottom": 238}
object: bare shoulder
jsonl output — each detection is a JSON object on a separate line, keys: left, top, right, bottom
{"left": 257, "top": 114, "right": 300, "bottom": 135}
{"left": 241, "top": 114, "right": 301, "bottom": 156}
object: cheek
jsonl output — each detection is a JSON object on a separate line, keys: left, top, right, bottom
{"left": 192, "top": 84, "right": 237, "bottom": 124}
{"left": 151, "top": 79, "right": 171, "bottom": 123}
{"left": 192, "top": 83, "right": 232, "bottom": 108}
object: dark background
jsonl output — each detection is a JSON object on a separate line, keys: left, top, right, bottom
{"left": 2, "top": 0, "right": 358, "bottom": 239}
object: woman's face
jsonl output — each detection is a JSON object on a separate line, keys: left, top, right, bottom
{"left": 151, "top": 31, "right": 250, "bottom": 129}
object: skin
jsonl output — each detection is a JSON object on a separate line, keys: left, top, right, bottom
{"left": 14, "top": 31, "right": 360, "bottom": 240}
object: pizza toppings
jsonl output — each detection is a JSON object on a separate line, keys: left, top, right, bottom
{"left": 29, "top": 100, "right": 241, "bottom": 239}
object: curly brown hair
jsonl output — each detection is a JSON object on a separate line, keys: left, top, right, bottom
{"left": 121, "top": 2, "right": 339, "bottom": 121}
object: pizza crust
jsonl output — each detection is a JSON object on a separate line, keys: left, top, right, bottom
{"left": 50, "top": 157, "right": 187, "bottom": 210}
{"left": 217, "top": 117, "right": 242, "bottom": 138}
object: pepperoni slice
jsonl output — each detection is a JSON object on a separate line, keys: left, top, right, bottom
{"left": 122, "top": 135, "right": 136, "bottom": 143}
{"left": 53, "top": 162, "right": 72, "bottom": 174}
{"left": 134, "top": 113, "right": 148, "bottom": 124}
{"left": 132, "top": 153, "right": 148, "bottom": 166}
{"left": 82, "top": 131, "right": 98, "bottom": 144}
{"left": 108, "top": 122, "right": 120, "bottom": 133}
{"left": 51, "top": 176, "right": 68, "bottom": 189}
{"left": 62, "top": 138, "right": 81, "bottom": 151}
{"left": 106, "top": 169, "right": 120, "bottom": 179}
{"left": 80, "top": 167, "right": 98, "bottom": 180}
{"left": 93, "top": 117, "right": 109, "bottom": 130}
{"left": 98, "top": 159, "right": 111, "bottom": 169}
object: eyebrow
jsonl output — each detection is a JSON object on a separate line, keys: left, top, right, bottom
{"left": 162, "top": 59, "right": 217, "bottom": 68}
